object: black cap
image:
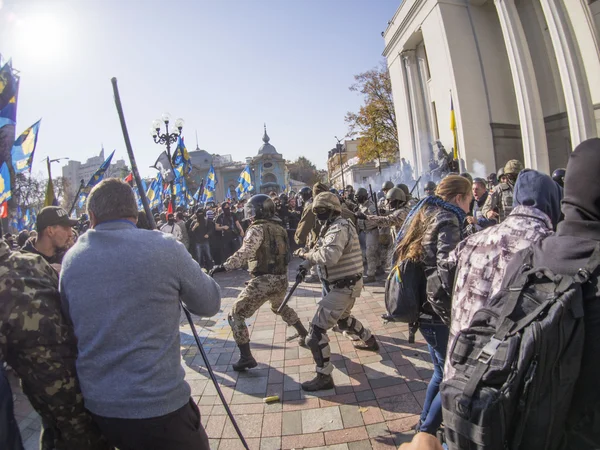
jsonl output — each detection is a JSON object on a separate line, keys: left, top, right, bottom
{"left": 36, "top": 206, "right": 78, "bottom": 232}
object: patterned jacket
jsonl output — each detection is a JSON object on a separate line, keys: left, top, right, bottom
{"left": 365, "top": 205, "right": 410, "bottom": 241}
{"left": 442, "top": 205, "right": 554, "bottom": 379}
{"left": 0, "top": 240, "right": 108, "bottom": 450}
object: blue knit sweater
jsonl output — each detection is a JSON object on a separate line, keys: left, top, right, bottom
{"left": 60, "top": 220, "right": 221, "bottom": 419}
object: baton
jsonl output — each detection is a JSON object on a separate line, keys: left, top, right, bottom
{"left": 111, "top": 78, "right": 249, "bottom": 450}
{"left": 277, "top": 269, "right": 305, "bottom": 313}
{"left": 368, "top": 184, "right": 380, "bottom": 216}
{"left": 409, "top": 176, "right": 422, "bottom": 196}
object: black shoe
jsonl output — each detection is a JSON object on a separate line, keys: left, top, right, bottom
{"left": 353, "top": 336, "right": 379, "bottom": 351}
{"left": 232, "top": 343, "right": 258, "bottom": 371}
{"left": 291, "top": 321, "right": 308, "bottom": 348}
{"left": 301, "top": 373, "right": 335, "bottom": 392}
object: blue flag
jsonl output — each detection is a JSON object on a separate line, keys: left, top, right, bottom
{"left": 0, "top": 61, "right": 17, "bottom": 112}
{"left": 200, "top": 165, "right": 217, "bottom": 204}
{"left": 11, "top": 119, "right": 41, "bottom": 173}
{"left": 0, "top": 162, "right": 12, "bottom": 203}
{"left": 172, "top": 137, "right": 192, "bottom": 175}
{"left": 77, "top": 150, "right": 115, "bottom": 208}
{"left": 235, "top": 165, "right": 253, "bottom": 199}
{"left": 146, "top": 173, "right": 163, "bottom": 209}
{"left": 0, "top": 94, "right": 17, "bottom": 129}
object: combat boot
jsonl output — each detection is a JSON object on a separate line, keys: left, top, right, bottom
{"left": 291, "top": 321, "right": 308, "bottom": 347}
{"left": 353, "top": 335, "right": 379, "bottom": 351}
{"left": 301, "top": 373, "right": 335, "bottom": 392}
{"left": 232, "top": 343, "right": 257, "bottom": 371}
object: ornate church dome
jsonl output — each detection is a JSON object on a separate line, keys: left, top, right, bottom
{"left": 257, "top": 124, "right": 279, "bottom": 155}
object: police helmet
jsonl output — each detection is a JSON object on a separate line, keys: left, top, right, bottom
{"left": 382, "top": 180, "right": 394, "bottom": 191}
{"left": 497, "top": 167, "right": 505, "bottom": 179}
{"left": 244, "top": 194, "right": 275, "bottom": 220}
{"left": 552, "top": 168, "right": 566, "bottom": 187}
{"left": 504, "top": 159, "right": 524, "bottom": 175}
{"left": 299, "top": 186, "right": 312, "bottom": 201}
{"left": 376, "top": 190, "right": 385, "bottom": 200}
{"left": 385, "top": 187, "right": 406, "bottom": 203}
{"left": 397, "top": 184, "right": 410, "bottom": 197}
{"left": 424, "top": 181, "right": 436, "bottom": 193}
{"left": 312, "top": 192, "right": 342, "bottom": 214}
{"left": 355, "top": 187, "right": 369, "bottom": 202}
{"left": 279, "top": 193, "right": 288, "bottom": 203}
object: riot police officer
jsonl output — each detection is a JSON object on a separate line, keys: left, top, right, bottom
{"left": 424, "top": 181, "right": 436, "bottom": 196}
{"left": 552, "top": 168, "right": 566, "bottom": 188}
{"left": 482, "top": 159, "right": 524, "bottom": 223}
{"left": 356, "top": 187, "right": 409, "bottom": 242}
{"left": 295, "top": 192, "right": 378, "bottom": 391}
{"left": 210, "top": 194, "right": 308, "bottom": 371}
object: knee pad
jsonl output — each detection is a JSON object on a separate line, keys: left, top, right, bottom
{"left": 337, "top": 317, "right": 356, "bottom": 332}
{"left": 306, "top": 324, "right": 327, "bottom": 350}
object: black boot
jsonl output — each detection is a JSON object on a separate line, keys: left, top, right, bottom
{"left": 232, "top": 343, "right": 257, "bottom": 371}
{"left": 353, "top": 335, "right": 379, "bottom": 351}
{"left": 301, "top": 373, "right": 335, "bottom": 392}
{"left": 292, "top": 321, "right": 308, "bottom": 347}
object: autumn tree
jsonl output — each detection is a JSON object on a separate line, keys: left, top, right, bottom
{"left": 287, "top": 156, "right": 321, "bottom": 186}
{"left": 345, "top": 63, "right": 398, "bottom": 173}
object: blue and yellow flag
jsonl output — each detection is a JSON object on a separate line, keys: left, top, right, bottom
{"left": 172, "top": 137, "right": 192, "bottom": 175}
{"left": 146, "top": 173, "right": 163, "bottom": 209}
{"left": 0, "top": 61, "right": 17, "bottom": 111}
{"left": 205, "top": 164, "right": 217, "bottom": 190}
{"left": 12, "top": 119, "right": 41, "bottom": 173}
{"left": 450, "top": 95, "right": 458, "bottom": 160}
{"left": 0, "top": 95, "right": 17, "bottom": 128}
{"left": 200, "top": 187, "right": 215, "bottom": 204}
{"left": 0, "top": 162, "right": 11, "bottom": 203}
{"left": 235, "top": 165, "right": 253, "bottom": 198}
{"left": 77, "top": 150, "right": 115, "bottom": 208}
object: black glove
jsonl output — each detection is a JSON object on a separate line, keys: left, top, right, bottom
{"left": 209, "top": 265, "right": 226, "bottom": 277}
{"left": 355, "top": 211, "right": 367, "bottom": 220}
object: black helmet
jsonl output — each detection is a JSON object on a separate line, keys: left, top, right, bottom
{"left": 552, "top": 168, "right": 566, "bottom": 187}
{"left": 424, "top": 181, "right": 436, "bottom": 193}
{"left": 299, "top": 186, "right": 312, "bottom": 201}
{"left": 382, "top": 180, "right": 394, "bottom": 191}
{"left": 356, "top": 187, "right": 368, "bottom": 202}
{"left": 278, "top": 193, "right": 288, "bottom": 203}
{"left": 244, "top": 194, "right": 275, "bottom": 220}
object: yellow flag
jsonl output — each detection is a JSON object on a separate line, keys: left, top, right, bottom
{"left": 44, "top": 178, "right": 57, "bottom": 207}
{"left": 450, "top": 95, "right": 458, "bottom": 160}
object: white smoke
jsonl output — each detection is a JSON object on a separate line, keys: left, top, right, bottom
{"left": 471, "top": 160, "right": 488, "bottom": 180}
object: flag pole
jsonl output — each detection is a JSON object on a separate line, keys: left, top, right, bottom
{"left": 111, "top": 78, "right": 156, "bottom": 229}
{"left": 68, "top": 179, "right": 85, "bottom": 216}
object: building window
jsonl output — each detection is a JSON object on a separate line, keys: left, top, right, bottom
{"left": 263, "top": 173, "right": 277, "bottom": 184}
{"left": 263, "top": 162, "right": 273, "bottom": 168}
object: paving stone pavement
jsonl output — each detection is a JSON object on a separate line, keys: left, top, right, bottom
{"left": 9, "top": 258, "right": 433, "bottom": 450}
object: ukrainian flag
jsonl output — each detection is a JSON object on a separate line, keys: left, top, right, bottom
{"left": 0, "top": 61, "right": 17, "bottom": 111}
{"left": 235, "top": 165, "right": 253, "bottom": 198}
{"left": 11, "top": 119, "right": 41, "bottom": 173}
{"left": 0, "top": 95, "right": 17, "bottom": 128}
{"left": 450, "top": 95, "right": 458, "bottom": 160}
{"left": 0, "top": 162, "right": 12, "bottom": 203}
{"left": 77, "top": 150, "right": 115, "bottom": 208}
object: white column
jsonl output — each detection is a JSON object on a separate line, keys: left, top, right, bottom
{"left": 540, "top": 0, "right": 597, "bottom": 146}
{"left": 403, "top": 50, "right": 432, "bottom": 177}
{"left": 494, "top": 0, "right": 550, "bottom": 173}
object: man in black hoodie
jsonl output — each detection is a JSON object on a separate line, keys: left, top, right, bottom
{"left": 503, "top": 138, "right": 600, "bottom": 449}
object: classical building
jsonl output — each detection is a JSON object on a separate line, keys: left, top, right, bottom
{"left": 188, "top": 125, "right": 290, "bottom": 201}
{"left": 383, "top": 0, "right": 600, "bottom": 176}
{"left": 62, "top": 149, "right": 127, "bottom": 196}
{"left": 327, "top": 139, "right": 393, "bottom": 189}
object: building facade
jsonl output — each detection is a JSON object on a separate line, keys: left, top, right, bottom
{"left": 61, "top": 149, "right": 127, "bottom": 196}
{"left": 383, "top": 0, "right": 600, "bottom": 176}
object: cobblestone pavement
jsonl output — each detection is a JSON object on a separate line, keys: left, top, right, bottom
{"left": 9, "top": 259, "right": 433, "bottom": 450}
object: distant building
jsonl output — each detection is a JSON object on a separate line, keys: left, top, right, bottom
{"left": 61, "top": 149, "right": 127, "bottom": 196}
{"left": 327, "top": 139, "right": 392, "bottom": 189}
{"left": 188, "top": 125, "right": 290, "bottom": 201}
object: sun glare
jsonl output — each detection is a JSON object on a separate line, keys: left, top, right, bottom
{"left": 13, "top": 13, "right": 69, "bottom": 64}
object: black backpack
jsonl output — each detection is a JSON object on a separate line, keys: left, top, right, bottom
{"left": 441, "top": 244, "right": 600, "bottom": 450}
{"left": 383, "top": 259, "right": 425, "bottom": 342}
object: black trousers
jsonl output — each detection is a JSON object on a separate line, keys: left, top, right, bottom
{"left": 91, "top": 398, "right": 209, "bottom": 450}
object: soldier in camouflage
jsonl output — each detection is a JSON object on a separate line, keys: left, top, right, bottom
{"left": 357, "top": 187, "right": 409, "bottom": 243}
{"left": 355, "top": 187, "right": 379, "bottom": 283}
{"left": 295, "top": 192, "right": 379, "bottom": 391}
{"left": 210, "top": 194, "right": 308, "bottom": 371}
{"left": 481, "top": 159, "right": 524, "bottom": 223}
{"left": 0, "top": 238, "right": 108, "bottom": 450}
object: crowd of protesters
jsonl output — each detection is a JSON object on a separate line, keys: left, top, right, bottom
{"left": 1, "top": 138, "right": 599, "bottom": 450}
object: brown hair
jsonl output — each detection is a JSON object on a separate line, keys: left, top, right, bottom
{"left": 87, "top": 178, "right": 138, "bottom": 224}
{"left": 394, "top": 175, "right": 471, "bottom": 263}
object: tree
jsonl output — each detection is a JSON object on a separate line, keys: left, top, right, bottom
{"left": 287, "top": 156, "right": 321, "bottom": 186}
{"left": 345, "top": 62, "right": 399, "bottom": 173}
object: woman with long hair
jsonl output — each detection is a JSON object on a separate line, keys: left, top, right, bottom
{"left": 394, "top": 175, "right": 472, "bottom": 436}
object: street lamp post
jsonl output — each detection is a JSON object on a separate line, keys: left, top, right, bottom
{"left": 151, "top": 113, "right": 184, "bottom": 210}
{"left": 334, "top": 136, "right": 345, "bottom": 190}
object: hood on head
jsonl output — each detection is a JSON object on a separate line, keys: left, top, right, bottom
{"left": 562, "top": 138, "right": 600, "bottom": 223}
{"left": 513, "top": 169, "right": 562, "bottom": 228}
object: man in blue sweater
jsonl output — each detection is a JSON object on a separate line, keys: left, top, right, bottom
{"left": 60, "top": 179, "right": 221, "bottom": 450}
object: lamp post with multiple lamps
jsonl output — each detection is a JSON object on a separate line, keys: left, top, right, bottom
{"left": 151, "top": 113, "right": 184, "bottom": 211}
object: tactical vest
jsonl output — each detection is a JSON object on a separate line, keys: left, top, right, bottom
{"left": 248, "top": 219, "right": 289, "bottom": 276}
{"left": 322, "top": 218, "right": 364, "bottom": 282}
{"left": 497, "top": 183, "right": 514, "bottom": 222}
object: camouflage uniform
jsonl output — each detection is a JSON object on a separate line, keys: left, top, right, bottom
{"left": 0, "top": 240, "right": 108, "bottom": 450}
{"left": 303, "top": 216, "right": 372, "bottom": 376}
{"left": 366, "top": 205, "right": 410, "bottom": 270}
{"left": 357, "top": 199, "right": 379, "bottom": 277}
{"left": 224, "top": 222, "right": 299, "bottom": 345}
{"left": 481, "top": 182, "right": 514, "bottom": 223}
{"left": 441, "top": 205, "right": 554, "bottom": 380}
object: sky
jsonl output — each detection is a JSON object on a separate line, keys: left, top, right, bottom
{"left": 0, "top": 0, "right": 400, "bottom": 178}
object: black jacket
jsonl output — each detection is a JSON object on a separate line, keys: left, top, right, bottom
{"left": 420, "top": 205, "right": 463, "bottom": 325}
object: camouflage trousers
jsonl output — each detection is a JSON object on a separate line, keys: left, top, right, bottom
{"left": 229, "top": 274, "right": 299, "bottom": 345}
{"left": 307, "top": 279, "right": 372, "bottom": 375}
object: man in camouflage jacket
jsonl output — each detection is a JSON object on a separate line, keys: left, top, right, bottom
{"left": 0, "top": 239, "right": 108, "bottom": 450}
